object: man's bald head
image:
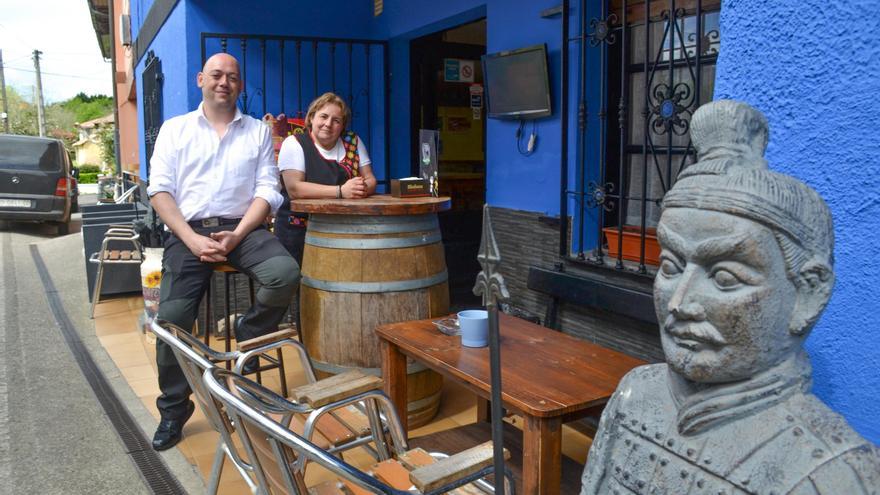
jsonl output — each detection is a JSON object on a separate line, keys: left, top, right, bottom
{"left": 202, "top": 53, "right": 240, "bottom": 74}
{"left": 197, "top": 53, "right": 242, "bottom": 117}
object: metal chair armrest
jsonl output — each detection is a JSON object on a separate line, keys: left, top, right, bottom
{"left": 236, "top": 338, "right": 317, "bottom": 384}
{"left": 236, "top": 328, "right": 298, "bottom": 352}
{"left": 299, "top": 389, "right": 409, "bottom": 471}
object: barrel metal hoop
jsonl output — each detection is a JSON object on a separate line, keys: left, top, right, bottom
{"left": 311, "top": 360, "right": 429, "bottom": 376}
{"left": 305, "top": 231, "right": 442, "bottom": 249}
{"left": 308, "top": 214, "right": 439, "bottom": 234}
{"left": 301, "top": 271, "right": 448, "bottom": 293}
{"left": 406, "top": 391, "right": 443, "bottom": 411}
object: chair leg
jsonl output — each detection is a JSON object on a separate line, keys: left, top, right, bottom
{"left": 207, "top": 443, "right": 226, "bottom": 495}
{"left": 365, "top": 398, "right": 391, "bottom": 461}
{"left": 276, "top": 348, "right": 288, "bottom": 398}
{"left": 89, "top": 262, "right": 106, "bottom": 319}
{"left": 204, "top": 281, "right": 213, "bottom": 347}
{"left": 223, "top": 273, "right": 233, "bottom": 370}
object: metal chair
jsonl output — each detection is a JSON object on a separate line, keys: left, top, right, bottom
{"left": 88, "top": 223, "right": 143, "bottom": 318}
{"left": 149, "top": 319, "right": 395, "bottom": 494}
{"left": 204, "top": 366, "right": 514, "bottom": 495}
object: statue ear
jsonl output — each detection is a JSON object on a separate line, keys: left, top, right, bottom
{"left": 790, "top": 259, "right": 834, "bottom": 335}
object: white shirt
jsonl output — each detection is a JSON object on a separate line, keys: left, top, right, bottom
{"left": 277, "top": 133, "right": 371, "bottom": 173}
{"left": 146, "top": 103, "right": 283, "bottom": 220}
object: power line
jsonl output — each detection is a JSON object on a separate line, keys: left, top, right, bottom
{"left": 3, "top": 65, "right": 108, "bottom": 82}
{"left": 1, "top": 54, "right": 33, "bottom": 65}
{"left": 0, "top": 23, "right": 34, "bottom": 50}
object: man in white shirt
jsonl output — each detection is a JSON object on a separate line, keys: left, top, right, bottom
{"left": 146, "top": 52, "right": 299, "bottom": 451}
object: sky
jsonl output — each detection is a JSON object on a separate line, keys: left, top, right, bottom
{"left": 1, "top": 0, "right": 113, "bottom": 104}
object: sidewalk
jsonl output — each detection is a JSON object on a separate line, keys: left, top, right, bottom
{"left": 0, "top": 227, "right": 202, "bottom": 493}
{"left": 62, "top": 231, "right": 592, "bottom": 492}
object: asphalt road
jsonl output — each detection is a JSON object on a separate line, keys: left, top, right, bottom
{"left": 0, "top": 195, "right": 203, "bottom": 494}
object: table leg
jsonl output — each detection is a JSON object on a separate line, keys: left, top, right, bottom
{"left": 476, "top": 397, "right": 491, "bottom": 423}
{"left": 380, "top": 340, "right": 408, "bottom": 435}
{"left": 521, "top": 415, "right": 562, "bottom": 495}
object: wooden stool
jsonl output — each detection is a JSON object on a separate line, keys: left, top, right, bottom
{"left": 202, "top": 263, "right": 289, "bottom": 395}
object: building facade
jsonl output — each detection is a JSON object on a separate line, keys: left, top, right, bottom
{"left": 124, "top": 0, "right": 880, "bottom": 444}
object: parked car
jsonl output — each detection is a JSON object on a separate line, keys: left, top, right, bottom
{"left": 0, "top": 134, "right": 79, "bottom": 234}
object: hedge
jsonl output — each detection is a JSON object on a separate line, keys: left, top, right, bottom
{"left": 77, "top": 164, "right": 102, "bottom": 174}
{"left": 78, "top": 172, "right": 99, "bottom": 184}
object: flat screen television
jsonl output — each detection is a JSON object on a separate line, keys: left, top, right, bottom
{"left": 482, "top": 44, "right": 552, "bottom": 120}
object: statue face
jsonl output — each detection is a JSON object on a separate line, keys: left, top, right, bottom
{"left": 654, "top": 208, "right": 800, "bottom": 383}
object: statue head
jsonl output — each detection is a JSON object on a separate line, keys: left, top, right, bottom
{"left": 654, "top": 100, "right": 835, "bottom": 383}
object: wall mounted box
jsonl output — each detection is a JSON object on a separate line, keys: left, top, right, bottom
{"left": 390, "top": 178, "right": 430, "bottom": 198}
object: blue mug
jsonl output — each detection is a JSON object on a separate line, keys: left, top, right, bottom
{"left": 458, "top": 310, "right": 488, "bottom": 347}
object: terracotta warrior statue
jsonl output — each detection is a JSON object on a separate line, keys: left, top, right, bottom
{"left": 581, "top": 100, "right": 880, "bottom": 494}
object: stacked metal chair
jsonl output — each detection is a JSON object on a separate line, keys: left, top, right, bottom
{"left": 204, "top": 365, "right": 514, "bottom": 495}
{"left": 88, "top": 223, "right": 144, "bottom": 318}
{"left": 150, "top": 319, "right": 397, "bottom": 494}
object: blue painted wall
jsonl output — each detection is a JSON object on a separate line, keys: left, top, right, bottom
{"left": 483, "top": 0, "right": 565, "bottom": 214}
{"left": 714, "top": 0, "right": 880, "bottom": 443}
{"left": 135, "top": 1, "right": 190, "bottom": 180}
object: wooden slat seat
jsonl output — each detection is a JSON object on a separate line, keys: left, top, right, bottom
{"left": 291, "top": 370, "right": 384, "bottom": 408}
{"left": 284, "top": 404, "right": 371, "bottom": 449}
{"left": 316, "top": 445, "right": 500, "bottom": 495}
{"left": 101, "top": 249, "right": 141, "bottom": 261}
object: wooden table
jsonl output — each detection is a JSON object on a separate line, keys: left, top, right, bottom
{"left": 376, "top": 313, "right": 646, "bottom": 495}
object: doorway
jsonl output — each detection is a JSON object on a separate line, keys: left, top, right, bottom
{"left": 410, "top": 19, "right": 487, "bottom": 311}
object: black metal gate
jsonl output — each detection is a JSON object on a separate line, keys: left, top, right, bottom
{"left": 142, "top": 50, "right": 163, "bottom": 178}
{"left": 200, "top": 33, "right": 391, "bottom": 187}
{"left": 568, "top": 0, "right": 721, "bottom": 274}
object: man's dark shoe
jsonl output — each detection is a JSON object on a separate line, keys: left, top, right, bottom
{"left": 152, "top": 400, "right": 195, "bottom": 451}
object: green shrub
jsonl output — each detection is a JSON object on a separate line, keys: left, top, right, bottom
{"left": 77, "top": 164, "right": 101, "bottom": 174}
{"left": 78, "top": 172, "right": 99, "bottom": 184}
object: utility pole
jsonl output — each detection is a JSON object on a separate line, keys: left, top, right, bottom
{"left": 0, "top": 49, "right": 9, "bottom": 134}
{"left": 32, "top": 49, "right": 46, "bottom": 137}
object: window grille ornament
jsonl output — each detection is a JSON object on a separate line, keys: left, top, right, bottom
{"left": 650, "top": 82, "right": 693, "bottom": 136}
{"left": 587, "top": 181, "right": 616, "bottom": 212}
{"left": 588, "top": 13, "right": 619, "bottom": 46}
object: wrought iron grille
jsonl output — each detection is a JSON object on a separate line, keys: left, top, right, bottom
{"left": 200, "top": 33, "right": 391, "bottom": 187}
{"left": 142, "top": 50, "right": 163, "bottom": 177}
{"left": 568, "top": 0, "right": 720, "bottom": 274}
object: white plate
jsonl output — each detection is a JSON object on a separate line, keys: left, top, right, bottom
{"left": 0, "top": 199, "right": 31, "bottom": 208}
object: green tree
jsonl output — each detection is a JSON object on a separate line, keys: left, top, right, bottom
{"left": 5, "top": 86, "right": 39, "bottom": 135}
{"left": 62, "top": 92, "right": 113, "bottom": 123}
{"left": 96, "top": 125, "right": 116, "bottom": 168}
{"left": 4, "top": 86, "right": 78, "bottom": 144}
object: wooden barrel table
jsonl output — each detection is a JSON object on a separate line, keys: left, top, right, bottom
{"left": 291, "top": 195, "right": 451, "bottom": 428}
